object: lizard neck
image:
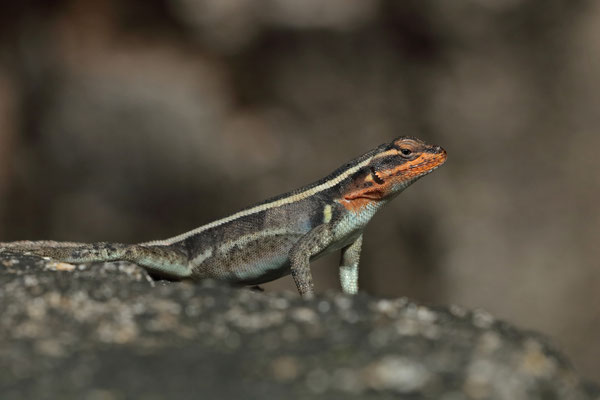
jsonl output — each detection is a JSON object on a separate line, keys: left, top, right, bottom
{"left": 334, "top": 195, "right": 391, "bottom": 233}
{"left": 337, "top": 196, "right": 391, "bottom": 216}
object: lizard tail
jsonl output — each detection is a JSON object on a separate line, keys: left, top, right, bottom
{"left": 1, "top": 241, "right": 192, "bottom": 280}
{"left": 0, "top": 241, "right": 131, "bottom": 263}
{"left": 0, "top": 240, "right": 88, "bottom": 249}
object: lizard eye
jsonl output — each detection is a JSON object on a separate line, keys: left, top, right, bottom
{"left": 400, "top": 148, "right": 412, "bottom": 157}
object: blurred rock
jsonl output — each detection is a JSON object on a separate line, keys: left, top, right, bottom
{"left": 0, "top": 252, "right": 598, "bottom": 400}
{"left": 171, "top": 0, "right": 381, "bottom": 52}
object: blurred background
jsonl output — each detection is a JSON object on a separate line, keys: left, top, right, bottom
{"left": 0, "top": 0, "right": 598, "bottom": 382}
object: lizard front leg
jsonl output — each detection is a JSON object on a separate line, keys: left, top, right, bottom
{"left": 339, "top": 234, "right": 362, "bottom": 295}
{"left": 289, "top": 224, "right": 333, "bottom": 299}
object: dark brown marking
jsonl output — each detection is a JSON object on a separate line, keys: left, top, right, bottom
{"left": 370, "top": 167, "right": 385, "bottom": 184}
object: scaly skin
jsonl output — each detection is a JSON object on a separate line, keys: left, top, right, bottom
{"left": 0, "top": 137, "right": 447, "bottom": 298}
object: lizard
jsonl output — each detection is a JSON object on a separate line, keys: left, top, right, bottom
{"left": 0, "top": 136, "right": 447, "bottom": 298}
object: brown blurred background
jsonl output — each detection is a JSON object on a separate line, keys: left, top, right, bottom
{"left": 0, "top": 0, "right": 598, "bottom": 382}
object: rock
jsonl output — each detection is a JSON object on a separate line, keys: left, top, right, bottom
{"left": 0, "top": 252, "right": 598, "bottom": 400}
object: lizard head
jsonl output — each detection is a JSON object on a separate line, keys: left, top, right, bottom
{"left": 343, "top": 136, "right": 447, "bottom": 202}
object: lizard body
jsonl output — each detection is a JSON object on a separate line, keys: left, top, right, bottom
{"left": 0, "top": 137, "right": 446, "bottom": 298}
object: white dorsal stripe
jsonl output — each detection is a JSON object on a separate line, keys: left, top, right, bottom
{"left": 141, "top": 156, "right": 374, "bottom": 246}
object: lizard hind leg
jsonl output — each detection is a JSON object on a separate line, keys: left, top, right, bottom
{"left": 124, "top": 244, "right": 193, "bottom": 280}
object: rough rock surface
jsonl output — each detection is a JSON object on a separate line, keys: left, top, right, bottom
{"left": 0, "top": 252, "right": 598, "bottom": 400}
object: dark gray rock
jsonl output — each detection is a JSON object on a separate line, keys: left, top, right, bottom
{"left": 0, "top": 252, "right": 598, "bottom": 400}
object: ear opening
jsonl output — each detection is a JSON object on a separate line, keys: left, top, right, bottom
{"left": 370, "top": 167, "right": 385, "bottom": 184}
